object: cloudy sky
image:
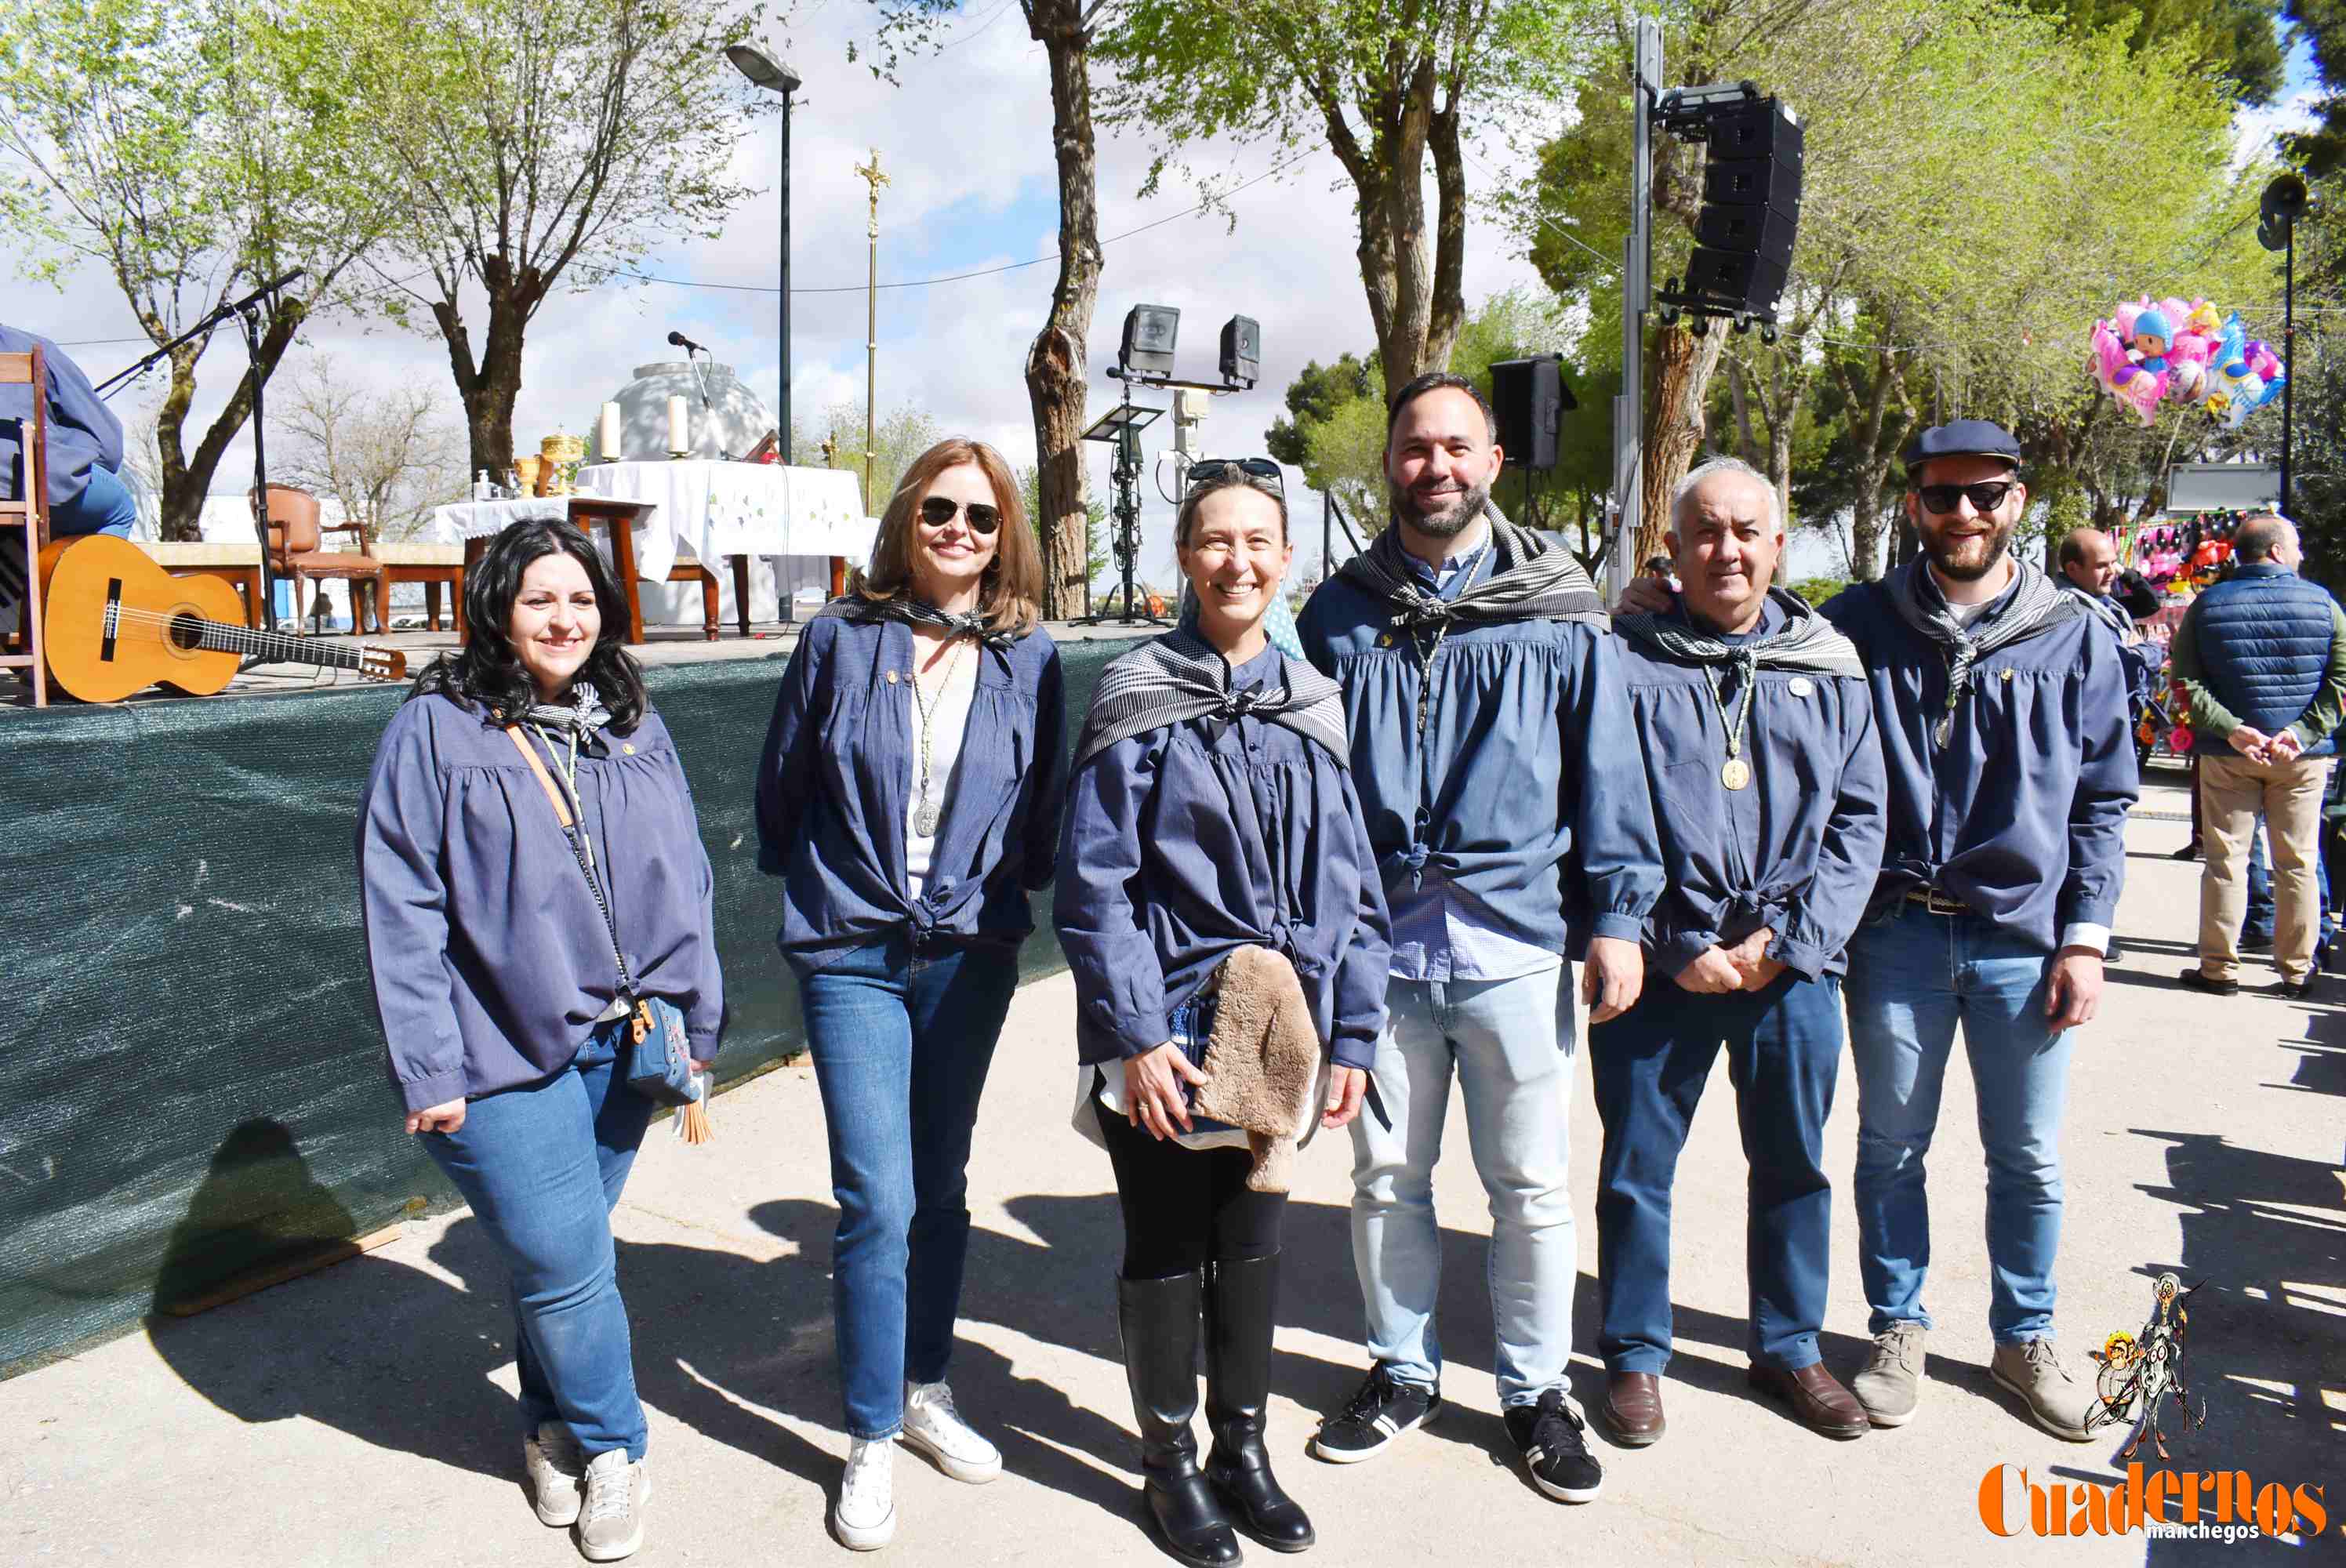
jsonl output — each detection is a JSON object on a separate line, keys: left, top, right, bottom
{"left": 6, "top": 13, "right": 2321, "bottom": 595}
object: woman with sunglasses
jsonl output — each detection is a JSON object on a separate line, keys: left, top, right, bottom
{"left": 755, "top": 438, "right": 1065, "bottom": 1551}
{"left": 1057, "top": 462, "right": 1389, "bottom": 1568}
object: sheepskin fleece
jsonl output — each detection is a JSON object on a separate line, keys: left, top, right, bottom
{"left": 1191, "top": 945, "right": 1325, "bottom": 1192}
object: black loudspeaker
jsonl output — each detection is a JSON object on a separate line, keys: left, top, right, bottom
{"left": 1664, "top": 95, "right": 1802, "bottom": 322}
{"left": 1120, "top": 304, "right": 1179, "bottom": 376}
{"left": 1488, "top": 354, "right": 1577, "bottom": 470}
{"left": 1220, "top": 315, "right": 1260, "bottom": 387}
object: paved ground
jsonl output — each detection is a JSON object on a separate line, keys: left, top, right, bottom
{"left": 3, "top": 766, "right": 2340, "bottom": 1567}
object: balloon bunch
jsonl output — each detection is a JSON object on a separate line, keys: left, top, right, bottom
{"left": 2089, "top": 297, "right": 2284, "bottom": 428}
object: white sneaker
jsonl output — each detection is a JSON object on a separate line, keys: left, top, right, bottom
{"left": 900, "top": 1380, "right": 1003, "bottom": 1484}
{"left": 832, "top": 1436, "right": 897, "bottom": 1551}
{"left": 577, "top": 1448, "right": 650, "bottom": 1562}
{"left": 524, "top": 1421, "right": 586, "bottom": 1526}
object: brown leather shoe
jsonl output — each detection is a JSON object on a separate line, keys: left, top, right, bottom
{"left": 1749, "top": 1362, "right": 1868, "bottom": 1439}
{"left": 1600, "top": 1370, "right": 1665, "bottom": 1446}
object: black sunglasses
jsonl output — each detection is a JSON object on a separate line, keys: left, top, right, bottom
{"left": 1916, "top": 481, "right": 2017, "bottom": 515}
{"left": 917, "top": 495, "right": 1001, "bottom": 535}
{"left": 1186, "top": 457, "right": 1284, "bottom": 492}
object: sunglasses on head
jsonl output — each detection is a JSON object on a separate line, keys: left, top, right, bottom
{"left": 1916, "top": 480, "right": 2017, "bottom": 515}
{"left": 1186, "top": 457, "right": 1284, "bottom": 492}
{"left": 917, "top": 495, "right": 1001, "bottom": 535}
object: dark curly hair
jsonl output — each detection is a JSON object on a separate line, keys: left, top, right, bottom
{"left": 409, "top": 518, "right": 648, "bottom": 730}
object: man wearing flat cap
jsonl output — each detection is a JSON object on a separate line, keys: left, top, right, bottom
{"left": 1815, "top": 422, "right": 2137, "bottom": 1440}
{"left": 1615, "top": 419, "right": 2137, "bottom": 1443}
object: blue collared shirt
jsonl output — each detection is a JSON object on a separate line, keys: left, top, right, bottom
{"left": 358, "top": 693, "right": 726, "bottom": 1113}
{"left": 754, "top": 610, "right": 1066, "bottom": 975}
{"left": 1819, "top": 574, "right": 2137, "bottom": 953}
{"left": 1054, "top": 640, "right": 1393, "bottom": 1068}
{"left": 1618, "top": 599, "right": 1889, "bottom": 979}
{"left": 1298, "top": 538, "right": 1665, "bottom": 976}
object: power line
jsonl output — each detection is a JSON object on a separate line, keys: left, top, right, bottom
{"left": 616, "top": 143, "right": 1324, "bottom": 296}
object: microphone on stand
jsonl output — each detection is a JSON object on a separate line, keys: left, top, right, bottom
{"left": 667, "top": 330, "right": 706, "bottom": 354}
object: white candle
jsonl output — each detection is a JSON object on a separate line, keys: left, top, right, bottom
{"left": 598, "top": 401, "right": 622, "bottom": 461}
{"left": 667, "top": 396, "right": 689, "bottom": 456}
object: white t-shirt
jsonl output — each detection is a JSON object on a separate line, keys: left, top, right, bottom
{"left": 905, "top": 649, "right": 979, "bottom": 901}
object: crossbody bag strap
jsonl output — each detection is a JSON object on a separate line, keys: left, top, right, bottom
{"left": 507, "top": 724, "right": 635, "bottom": 995}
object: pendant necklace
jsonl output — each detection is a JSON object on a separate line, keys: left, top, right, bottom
{"left": 910, "top": 634, "right": 968, "bottom": 837}
{"left": 1699, "top": 660, "right": 1759, "bottom": 791}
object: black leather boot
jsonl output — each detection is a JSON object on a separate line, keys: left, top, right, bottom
{"left": 1204, "top": 1253, "right": 1314, "bottom": 1552}
{"left": 1119, "top": 1271, "right": 1243, "bottom": 1568}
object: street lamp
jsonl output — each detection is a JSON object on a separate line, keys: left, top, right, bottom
{"left": 725, "top": 44, "right": 801, "bottom": 463}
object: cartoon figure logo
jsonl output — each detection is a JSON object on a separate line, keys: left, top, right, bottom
{"left": 2089, "top": 1272, "right": 2207, "bottom": 1461}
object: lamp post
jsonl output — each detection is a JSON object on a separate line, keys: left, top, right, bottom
{"left": 2260, "top": 172, "right": 2312, "bottom": 516}
{"left": 854, "top": 149, "right": 890, "bottom": 514}
{"left": 724, "top": 45, "right": 801, "bottom": 463}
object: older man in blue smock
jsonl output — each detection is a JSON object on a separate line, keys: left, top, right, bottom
{"left": 1598, "top": 457, "right": 1887, "bottom": 1446}
{"left": 1298, "top": 372, "right": 1663, "bottom": 1506}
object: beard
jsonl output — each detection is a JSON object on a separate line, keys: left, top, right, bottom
{"left": 1389, "top": 475, "right": 1491, "bottom": 539}
{"left": 1921, "top": 517, "right": 2016, "bottom": 583}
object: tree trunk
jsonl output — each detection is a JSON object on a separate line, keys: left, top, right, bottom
{"left": 151, "top": 302, "right": 308, "bottom": 541}
{"left": 1843, "top": 350, "right": 1901, "bottom": 580}
{"left": 1635, "top": 319, "right": 1725, "bottom": 569}
{"left": 432, "top": 263, "right": 545, "bottom": 480}
{"left": 1025, "top": 0, "right": 1101, "bottom": 621}
{"left": 1324, "top": 56, "right": 1458, "bottom": 391}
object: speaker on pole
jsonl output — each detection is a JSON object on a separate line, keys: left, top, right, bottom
{"left": 1489, "top": 354, "right": 1577, "bottom": 470}
{"left": 1656, "top": 91, "right": 1803, "bottom": 331}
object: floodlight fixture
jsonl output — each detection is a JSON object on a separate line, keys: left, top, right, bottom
{"left": 1119, "top": 304, "right": 1181, "bottom": 378}
{"left": 1219, "top": 315, "right": 1261, "bottom": 388}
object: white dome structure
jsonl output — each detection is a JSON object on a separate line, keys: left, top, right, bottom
{"left": 587, "top": 361, "right": 773, "bottom": 463}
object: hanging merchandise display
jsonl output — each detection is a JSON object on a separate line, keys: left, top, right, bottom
{"left": 2088, "top": 297, "right": 2286, "bottom": 428}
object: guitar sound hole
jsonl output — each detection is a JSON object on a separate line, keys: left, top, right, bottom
{"left": 169, "top": 613, "right": 205, "bottom": 651}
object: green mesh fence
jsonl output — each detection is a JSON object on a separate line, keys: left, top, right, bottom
{"left": 0, "top": 638, "right": 1124, "bottom": 1377}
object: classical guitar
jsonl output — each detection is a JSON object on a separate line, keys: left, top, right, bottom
{"left": 38, "top": 533, "right": 407, "bottom": 702}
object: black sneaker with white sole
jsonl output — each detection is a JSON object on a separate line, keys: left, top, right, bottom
{"left": 1503, "top": 1389, "right": 1603, "bottom": 1504}
{"left": 1309, "top": 1363, "right": 1440, "bottom": 1463}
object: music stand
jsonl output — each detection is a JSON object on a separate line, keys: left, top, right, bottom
{"left": 1074, "top": 384, "right": 1167, "bottom": 626}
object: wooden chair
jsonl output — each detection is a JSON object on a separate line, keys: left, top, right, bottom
{"left": 256, "top": 485, "right": 388, "bottom": 634}
{"left": 1, "top": 345, "right": 49, "bottom": 706}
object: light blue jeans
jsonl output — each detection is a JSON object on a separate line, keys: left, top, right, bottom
{"left": 1348, "top": 965, "right": 1577, "bottom": 1407}
{"left": 1844, "top": 902, "right": 2074, "bottom": 1345}
{"left": 421, "top": 1015, "right": 651, "bottom": 1461}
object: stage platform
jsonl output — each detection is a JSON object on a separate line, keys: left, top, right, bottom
{"left": 0, "top": 621, "right": 1160, "bottom": 1377}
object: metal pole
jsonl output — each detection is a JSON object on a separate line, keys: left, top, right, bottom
{"left": 242, "top": 307, "right": 281, "bottom": 634}
{"left": 855, "top": 149, "right": 889, "bottom": 514}
{"left": 779, "top": 89, "right": 792, "bottom": 464}
{"left": 1609, "top": 15, "right": 1660, "bottom": 602}
{"left": 2282, "top": 223, "right": 2294, "bottom": 517}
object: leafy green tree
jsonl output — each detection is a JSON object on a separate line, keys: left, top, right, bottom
{"left": 1265, "top": 354, "right": 1377, "bottom": 467}
{"left": 2028, "top": 0, "right": 2283, "bottom": 103}
{"left": 1098, "top": 0, "right": 1592, "bottom": 390}
{"left": 0, "top": 0, "right": 392, "bottom": 538}
{"left": 334, "top": 0, "right": 766, "bottom": 476}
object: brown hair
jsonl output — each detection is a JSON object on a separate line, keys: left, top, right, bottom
{"left": 853, "top": 437, "right": 1041, "bottom": 637}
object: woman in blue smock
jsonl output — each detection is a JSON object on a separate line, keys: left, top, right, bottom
{"left": 1056, "top": 463, "right": 1391, "bottom": 1568}
{"left": 754, "top": 438, "right": 1065, "bottom": 1552}
{"left": 358, "top": 518, "right": 724, "bottom": 1563}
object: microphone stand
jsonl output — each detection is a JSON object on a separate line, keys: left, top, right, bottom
{"left": 94, "top": 270, "right": 303, "bottom": 637}
{"left": 683, "top": 346, "right": 728, "bottom": 461}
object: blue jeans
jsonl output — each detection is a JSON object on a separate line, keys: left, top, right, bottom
{"left": 801, "top": 933, "right": 1019, "bottom": 1440}
{"left": 0, "top": 467, "right": 133, "bottom": 618}
{"left": 421, "top": 1015, "right": 652, "bottom": 1460}
{"left": 1844, "top": 903, "right": 2072, "bottom": 1345}
{"left": 1592, "top": 971, "right": 1842, "bottom": 1374}
{"left": 1348, "top": 965, "right": 1576, "bottom": 1408}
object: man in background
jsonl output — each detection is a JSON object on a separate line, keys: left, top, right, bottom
{"left": 2171, "top": 514, "right": 2346, "bottom": 1000}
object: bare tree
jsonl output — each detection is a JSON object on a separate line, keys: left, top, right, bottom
{"left": 273, "top": 354, "right": 467, "bottom": 542}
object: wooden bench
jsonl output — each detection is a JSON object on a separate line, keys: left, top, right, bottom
{"left": 373, "top": 542, "right": 466, "bottom": 632}
{"left": 141, "top": 541, "right": 266, "bottom": 629}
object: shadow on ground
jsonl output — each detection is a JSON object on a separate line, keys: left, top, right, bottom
{"left": 2123, "top": 1120, "right": 2346, "bottom": 1562}
{"left": 143, "top": 1141, "right": 1901, "bottom": 1531}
